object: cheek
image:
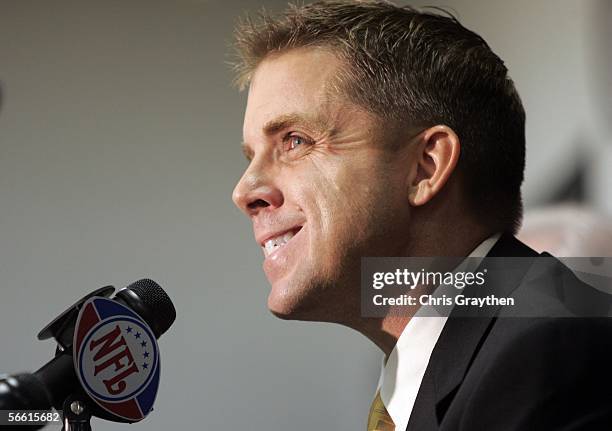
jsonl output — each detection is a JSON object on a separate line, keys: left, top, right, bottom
{"left": 287, "top": 164, "right": 342, "bottom": 235}
{"left": 290, "top": 156, "right": 395, "bottom": 244}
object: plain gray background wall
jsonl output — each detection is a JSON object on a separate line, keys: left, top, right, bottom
{"left": 0, "top": 1, "right": 610, "bottom": 430}
{"left": 0, "top": 1, "right": 378, "bottom": 429}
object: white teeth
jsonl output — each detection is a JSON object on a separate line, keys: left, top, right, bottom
{"left": 263, "top": 231, "right": 296, "bottom": 256}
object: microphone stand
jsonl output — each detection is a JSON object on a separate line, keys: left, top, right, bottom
{"left": 62, "top": 393, "right": 92, "bottom": 431}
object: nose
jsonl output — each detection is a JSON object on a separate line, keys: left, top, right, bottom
{"left": 232, "top": 161, "right": 284, "bottom": 217}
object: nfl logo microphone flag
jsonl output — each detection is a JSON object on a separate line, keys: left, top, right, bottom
{"left": 73, "top": 297, "right": 161, "bottom": 421}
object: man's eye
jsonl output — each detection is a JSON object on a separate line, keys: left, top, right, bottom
{"left": 285, "top": 134, "right": 311, "bottom": 151}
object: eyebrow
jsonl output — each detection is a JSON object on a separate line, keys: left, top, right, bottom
{"left": 241, "top": 112, "right": 332, "bottom": 161}
{"left": 262, "top": 112, "right": 330, "bottom": 136}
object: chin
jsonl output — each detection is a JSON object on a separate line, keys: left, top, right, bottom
{"left": 266, "top": 287, "right": 305, "bottom": 320}
{"left": 266, "top": 276, "right": 328, "bottom": 321}
{"left": 267, "top": 276, "right": 357, "bottom": 326}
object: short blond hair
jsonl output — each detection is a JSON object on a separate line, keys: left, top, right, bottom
{"left": 232, "top": 0, "right": 526, "bottom": 234}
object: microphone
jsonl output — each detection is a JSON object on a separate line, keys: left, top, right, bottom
{"left": 0, "top": 279, "right": 176, "bottom": 428}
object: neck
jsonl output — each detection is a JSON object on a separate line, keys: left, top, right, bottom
{"left": 351, "top": 221, "right": 495, "bottom": 355}
{"left": 355, "top": 315, "right": 412, "bottom": 356}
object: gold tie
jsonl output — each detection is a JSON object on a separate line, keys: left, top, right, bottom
{"left": 367, "top": 391, "right": 395, "bottom": 431}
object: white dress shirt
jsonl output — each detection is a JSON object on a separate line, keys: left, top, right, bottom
{"left": 376, "top": 234, "right": 501, "bottom": 431}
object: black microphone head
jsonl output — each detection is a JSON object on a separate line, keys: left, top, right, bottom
{"left": 114, "top": 279, "right": 176, "bottom": 338}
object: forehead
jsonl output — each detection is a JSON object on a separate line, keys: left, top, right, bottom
{"left": 243, "top": 48, "right": 343, "bottom": 139}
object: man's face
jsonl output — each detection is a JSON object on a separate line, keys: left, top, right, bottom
{"left": 233, "top": 48, "right": 413, "bottom": 321}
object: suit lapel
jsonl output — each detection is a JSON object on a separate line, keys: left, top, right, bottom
{"left": 406, "top": 233, "right": 539, "bottom": 430}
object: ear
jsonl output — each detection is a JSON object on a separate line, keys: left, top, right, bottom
{"left": 408, "top": 125, "right": 461, "bottom": 207}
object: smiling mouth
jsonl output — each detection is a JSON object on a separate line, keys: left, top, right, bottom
{"left": 262, "top": 227, "right": 303, "bottom": 257}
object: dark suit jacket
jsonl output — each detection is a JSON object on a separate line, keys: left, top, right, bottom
{"left": 406, "top": 233, "right": 612, "bottom": 431}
